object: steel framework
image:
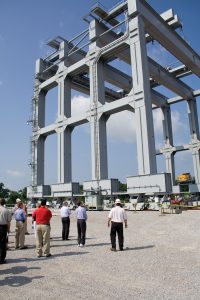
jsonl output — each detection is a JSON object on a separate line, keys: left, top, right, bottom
{"left": 27, "top": 0, "right": 200, "bottom": 205}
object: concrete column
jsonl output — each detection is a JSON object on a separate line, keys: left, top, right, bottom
{"left": 89, "top": 60, "right": 108, "bottom": 180}
{"left": 187, "top": 98, "right": 200, "bottom": 183}
{"left": 34, "top": 135, "right": 45, "bottom": 186}
{"left": 58, "top": 41, "right": 69, "bottom": 71}
{"left": 128, "top": 15, "right": 157, "bottom": 175}
{"left": 161, "top": 106, "right": 173, "bottom": 146}
{"left": 191, "top": 148, "right": 200, "bottom": 184}
{"left": 163, "top": 151, "right": 176, "bottom": 185}
{"left": 57, "top": 77, "right": 71, "bottom": 120}
{"left": 31, "top": 59, "right": 47, "bottom": 187}
{"left": 187, "top": 98, "right": 200, "bottom": 141}
{"left": 57, "top": 127, "right": 72, "bottom": 183}
{"left": 37, "top": 90, "right": 46, "bottom": 128}
{"left": 161, "top": 106, "right": 175, "bottom": 184}
{"left": 56, "top": 76, "right": 72, "bottom": 183}
{"left": 89, "top": 24, "right": 108, "bottom": 180}
{"left": 34, "top": 59, "right": 47, "bottom": 129}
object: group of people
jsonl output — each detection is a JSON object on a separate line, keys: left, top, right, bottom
{"left": 0, "top": 197, "right": 127, "bottom": 264}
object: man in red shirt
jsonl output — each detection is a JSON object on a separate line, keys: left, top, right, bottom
{"left": 32, "top": 199, "right": 52, "bottom": 258}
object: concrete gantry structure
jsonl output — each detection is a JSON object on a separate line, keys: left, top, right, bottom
{"left": 27, "top": 0, "right": 200, "bottom": 205}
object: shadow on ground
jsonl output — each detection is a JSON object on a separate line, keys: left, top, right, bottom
{"left": 5, "top": 251, "right": 89, "bottom": 265}
{"left": 0, "top": 275, "right": 43, "bottom": 287}
{"left": 125, "top": 245, "right": 155, "bottom": 251}
{"left": 0, "top": 265, "right": 43, "bottom": 287}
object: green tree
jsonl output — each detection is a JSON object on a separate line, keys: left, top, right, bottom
{"left": 119, "top": 182, "right": 127, "bottom": 192}
{"left": 18, "top": 187, "right": 27, "bottom": 202}
{"left": 7, "top": 191, "right": 21, "bottom": 205}
{"left": 0, "top": 182, "right": 10, "bottom": 198}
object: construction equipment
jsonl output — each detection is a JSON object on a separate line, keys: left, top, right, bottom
{"left": 177, "top": 173, "right": 192, "bottom": 183}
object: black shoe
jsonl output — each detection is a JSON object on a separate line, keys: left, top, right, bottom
{"left": 45, "top": 254, "right": 52, "bottom": 257}
{"left": 37, "top": 255, "right": 42, "bottom": 258}
{"left": 110, "top": 248, "right": 116, "bottom": 252}
{"left": 119, "top": 248, "right": 124, "bottom": 251}
{"left": 25, "top": 232, "right": 30, "bottom": 235}
{"left": 19, "top": 246, "right": 28, "bottom": 250}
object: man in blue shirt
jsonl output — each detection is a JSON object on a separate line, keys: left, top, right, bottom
{"left": 75, "top": 202, "right": 87, "bottom": 247}
{"left": 14, "top": 202, "right": 27, "bottom": 250}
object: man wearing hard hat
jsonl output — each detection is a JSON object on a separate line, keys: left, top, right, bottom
{"left": 108, "top": 198, "right": 128, "bottom": 251}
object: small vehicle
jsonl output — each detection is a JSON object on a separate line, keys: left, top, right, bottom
{"left": 177, "top": 173, "right": 192, "bottom": 183}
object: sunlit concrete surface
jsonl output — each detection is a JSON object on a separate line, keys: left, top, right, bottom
{"left": 1, "top": 210, "right": 200, "bottom": 300}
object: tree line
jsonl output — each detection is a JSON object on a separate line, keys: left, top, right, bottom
{"left": 0, "top": 182, "right": 27, "bottom": 205}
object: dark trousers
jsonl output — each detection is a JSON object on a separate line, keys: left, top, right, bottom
{"left": 0, "top": 225, "right": 8, "bottom": 263}
{"left": 62, "top": 217, "right": 70, "bottom": 240}
{"left": 110, "top": 222, "right": 124, "bottom": 250}
{"left": 77, "top": 219, "right": 86, "bottom": 245}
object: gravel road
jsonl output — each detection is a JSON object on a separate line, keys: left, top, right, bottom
{"left": 1, "top": 210, "right": 200, "bottom": 300}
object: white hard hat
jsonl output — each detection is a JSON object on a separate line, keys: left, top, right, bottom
{"left": 115, "top": 198, "right": 121, "bottom": 204}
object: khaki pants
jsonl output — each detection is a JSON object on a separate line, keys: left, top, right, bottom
{"left": 36, "top": 224, "right": 50, "bottom": 256}
{"left": 15, "top": 221, "right": 25, "bottom": 248}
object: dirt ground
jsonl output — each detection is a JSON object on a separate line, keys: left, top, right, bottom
{"left": 1, "top": 210, "right": 200, "bottom": 300}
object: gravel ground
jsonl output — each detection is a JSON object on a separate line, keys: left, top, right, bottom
{"left": 1, "top": 210, "right": 200, "bottom": 300}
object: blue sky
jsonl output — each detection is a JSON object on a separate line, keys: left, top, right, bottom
{"left": 0, "top": 0, "right": 199, "bottom": 191}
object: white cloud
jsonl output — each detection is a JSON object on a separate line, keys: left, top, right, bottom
{"left": 153, "top": 109, "right": 186, "bottom": 140}
{"left": 107, "top": 111, "right": 136, "bottom": 143}
{"left": 71, "top": 95, "right": 135, "bottom": 143}
{"left": 7, "top": 170, "right": 24, "bottom": 178}
{"left": 71, "top": 95, "right": 90, "bottom": 116}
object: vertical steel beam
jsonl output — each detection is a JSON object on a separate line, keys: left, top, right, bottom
{"left": 36, "top": 135, "right": 46, "bottom": 185}
{"left": 161, "top": 106, "right": 176, "bottom": 184}
{"left": 56, "top": 72, "right": 72, "bottom": 183}
{"left": 89, "top": 20, "right": 108, "bottom": 180}
{"left": 89, "top": 59, "right": 108, "bottom": 180}
{"left": 128, "top": 14, "right": 157, "bottom": 174}
{"left": 57, "top": 127, "right": 72, "bottom": 183}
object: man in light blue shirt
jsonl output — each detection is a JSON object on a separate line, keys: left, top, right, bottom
{"left": 75, "top": 202, "right": 87, "bottom": 247}
{"left": 14, "top": 202, "right": 27, "bottom": 250}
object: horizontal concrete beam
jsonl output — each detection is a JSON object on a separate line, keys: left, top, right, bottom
{"left": 148, "top": 57, "right": 193, "bottom": 99}
{"left": 104, "top": 64, "right": 132, "bottom": 92}
{"left": 151, "top": 90, "right": 168, "bottom": 107}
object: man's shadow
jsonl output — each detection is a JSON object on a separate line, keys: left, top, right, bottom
{"left": 0, "top": 265, "right": 43, "bottom": 287}
{"left": 0, "top": 275, "right": 43, "bottom": 287}
{"left": 125, "top": 245, "right": 155, "bottom": 251}
{"left": 0, "top": 266, "right": 40, "bottom": 275}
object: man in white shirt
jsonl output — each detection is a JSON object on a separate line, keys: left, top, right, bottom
{"left": 60, "top": 201, "right": 71, "bottom": 240}
{"left": 108, "top": 199, "right": 128, "bottom": 251}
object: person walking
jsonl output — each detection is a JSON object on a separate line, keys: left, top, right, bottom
{"left": 32, "top": 199, "right": 52, "bottom": 257}
{"left": 0, "top": 198, "right": 12, "bottom": 264}
{"left": 60, "top": 201, "right": 71, "bottom": 240}
{"left": 108, "top": 198, "right": 128, "bottom": 251}
{"left": 75, "top": 202, "right": 87, "bottom": 247}
{"left": 14, "top": 202, "right": 27, "bottom": 250}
